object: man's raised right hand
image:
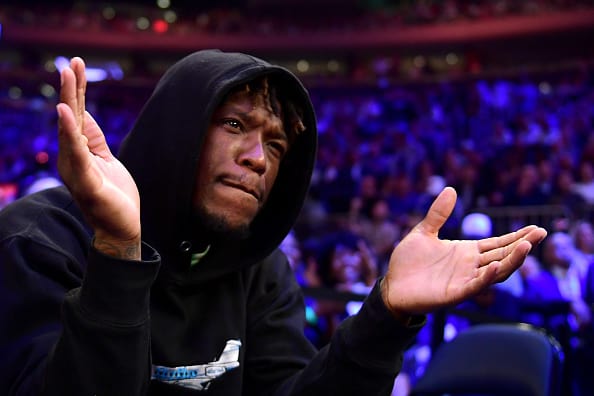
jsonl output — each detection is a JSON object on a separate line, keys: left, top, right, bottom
{"left": 57, "top": 57, "right": 141, "bottom": 260}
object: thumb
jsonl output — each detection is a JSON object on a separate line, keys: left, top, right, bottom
{"left": 417, "top": 186, "right": 457, "bottom": 236}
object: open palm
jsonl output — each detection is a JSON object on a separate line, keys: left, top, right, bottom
{"left": 383, "top": 187, "right": 547, "bottom": 315}
{"left": 56, "top": 58, "right": 141, "bottom": 253}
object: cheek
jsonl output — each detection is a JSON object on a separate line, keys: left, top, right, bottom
{"left": 193, "top": 154, "right": 220, "bottom": 206}
{"left": 261, "top": 167, "right": 280, "bottom": 202}
{"left": 196, "top": 136, "right": 228, "bottom": 181}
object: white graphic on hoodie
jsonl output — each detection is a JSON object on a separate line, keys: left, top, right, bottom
{"left": 151, "top": 339, "right": 241, "bottom": 391}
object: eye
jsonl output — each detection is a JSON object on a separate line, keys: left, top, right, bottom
{"left": 223, "top": 118, "right": 243, "bottom": 131}
{"left": 267, "top": 140, "right": 288, "bottom": 159}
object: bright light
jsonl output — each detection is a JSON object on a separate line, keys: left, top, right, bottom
{"left": 40, "top": 83, "right": 56, "bottom": 98}
{"left": 327, "top": 60, "right": 339, "bottom": 72}
{"left": 413, "top": 55, "right": 426, "bottom": 68}
{"left": 44, "top": 60, "right": 57, "bottom": 72}
{"left": 152, "top": 19, "right": 168, "bottom": 33}
{"left": 102, "top": 6, "right": 116, "bottom": 20}
{"left": 446, "top": 52, "right": 459, "bottom": 65}
{"left": 54, "top": 56, "right": 124, "bottom": 82}
{"left": 8, "top": 86, "right": 22, "bottom": 99}
{"left": 106, "top": 62, "right": 124, "bottom": 80}
{"left": 539, "top": 81, "right": 552, "bottom": 95}
{"left": 35, "top": 151, "right": 49, "bottom": 164}
{"left": 164, "top": 10, "right": 177, "bottom": 23}
{"left": 54, "top": 56, "right": 70, "bottom": 73}
{"left": 157, "top": 0, "right": 170, "bottom": 9}
{"left": 136, "top": 17, "right": 150, "bottom": 30}
{"left": 296, "top": 60, "right": 309, "bottom": 73}
{"left": 85, "top": 69, "right": 108, "bottom": 82}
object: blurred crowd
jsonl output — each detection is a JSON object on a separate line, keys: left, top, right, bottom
{"left": 290, "top": 65, "right": 594, "bottom": 395}
{"left": 282, "top": 213, "right": 594, "bottom": 395}
{"left": 3, "top": 0, "right": 594, "bottom": 37}
{"left": 1, "top": 54, "right": 594, "bottom": 395}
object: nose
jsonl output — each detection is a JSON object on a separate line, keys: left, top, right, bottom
{"left": 238, "top": 135, "right": 266, "bottom": 174}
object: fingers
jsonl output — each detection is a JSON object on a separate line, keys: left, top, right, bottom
{"left": 467, "top": 262, "right": 499, "bottom": 295}
{"left": 59, "top": 57, "right": 86, "bottom": 124}
{"left": 417, "top": 187, "right": 457, "bottom": 235}
{"left": 57, "top": 57, "right": 93, "bottom": 182}
{"left": 490, "top": 240, "right": 533, "bottom": 283}
{"left": 477, "top": 226, "right": 547, "bottom": 264}
{"left": 73, "top": 58, "right": 87, "bottom": 127}
{"left": 59, "top": 64, "right": 76, "bottom": 114}
{"left": 478, "top": 226, "right": 546, "bottom": 284}
{"left": 57, "top": 103, "right": 91, "bottom": 182}
{"left": 57, "top": 57, "right": 86, "bottom": 140}
{"left": 84, "top": 111, "right": 112, "bottom": 159}
{"left": 478, "top": 225, "right": 536, "bottom": 252}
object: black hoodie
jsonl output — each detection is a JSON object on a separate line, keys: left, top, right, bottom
{"left": 0, "top": 49, "right": 423, "bottom": 395}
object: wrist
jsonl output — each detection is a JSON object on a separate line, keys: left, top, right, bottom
{"left": 380, "top": 277, "right": 412, "bottom": 326}
{"left": 92, "top": 234, "right": 141, "bottom": 261}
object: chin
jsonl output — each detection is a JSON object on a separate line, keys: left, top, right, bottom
{"left": 193, "top": 207, "right": 252, "bottom": 241}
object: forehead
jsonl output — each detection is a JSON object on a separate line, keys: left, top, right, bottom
{"left": 220, "top": 89, "right": 267, "bottom": 108}
{"left": 222, "top": 81, "right": 279, "bottom": 108}
{"left": 218, "top": 91, "right": 283, "bottom": 127}
{"left": 217, "top": 76, "right": 306, "bottom": 147}
{"left": 216, "top": 90, "right": 287, "bottom": 137}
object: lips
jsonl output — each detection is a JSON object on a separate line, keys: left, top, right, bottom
{"left": 220, "top": 177, "right": 261, "bottom": 201}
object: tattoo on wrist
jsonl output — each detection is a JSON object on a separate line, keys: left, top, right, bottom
{"left": 93, "top": 239, "right": 140, "bottom": 260}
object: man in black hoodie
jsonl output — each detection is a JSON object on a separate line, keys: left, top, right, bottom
{"left": 0, "top": 51, "right": 546, "bottom": 395}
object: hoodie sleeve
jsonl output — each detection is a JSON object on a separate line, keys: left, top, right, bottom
{"left": 43, "top": 244, "right": 160, "bottom": 395}
{"left": 0, "top": 230, "right": 160, "bottom": 396}
{"left": 243, "top": 250, "right": 424, "bottom": 396}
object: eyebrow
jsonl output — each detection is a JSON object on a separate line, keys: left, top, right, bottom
{"left": 227, "top": 105, "right": 289, "bottom": 142}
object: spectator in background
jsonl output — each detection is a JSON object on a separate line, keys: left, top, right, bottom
{"left": 518, "top": 253, "right": 543, "bottom": 284}
{"left": 521, "top": 233, "right": 594, "bottom": 395}
{"left": 571, "top": 221, "right": 594, "bottom": 280}
{"left": 279, "top": 230, "right": 329, "bottom": 349}
{"left": 451, "top": 157, "right": 485, "bottom": 213}
{"left": 349, "top": 173, "right": 381, "bottom": 222}
{"left": 383, "top": 172, "right": 421, "bottom": 228}
{"left": 549, "top": 169, "right": 588, "bottom": 220}
{"left": 279, "top": 229, "right": 322, "bottom": 289}
{"left": 320, "top": 231, "right": 378, "bottom": 295}
{"left": 354, "top": 198, "right": 401, "bottom": 274}
{"left": 580, "top": 260, "right": 594, "bottom": 396}
{"left": 573, "top": 160, "right": 594, "bottom": 205}
{"left": 540, "top": 232, "right": 590, "bottom": 328}
{"left": 504, "top": 163, "right": 549, "bottom": 206}
{"left": 537, "top": 157, "right": 556, "bottom": 197}
{"left": 311, "top": 231, "right": 380, "bottom": 346}
{"left": 310, "top": 145, "right": 358, "bottom": 215}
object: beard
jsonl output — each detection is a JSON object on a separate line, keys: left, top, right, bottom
{"left": 192, "top": 204, "right": 252, "bottom": 242}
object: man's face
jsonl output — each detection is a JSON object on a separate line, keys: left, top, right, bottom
{"left": 331, "top": 245, "right": 363, "bottom": 284}
{"left": 193, "top": 89, "right": 289, "bottom": 238}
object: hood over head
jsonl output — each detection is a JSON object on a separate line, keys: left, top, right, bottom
{"left": 118, "top": 49, "right": 317, "bottom": 284}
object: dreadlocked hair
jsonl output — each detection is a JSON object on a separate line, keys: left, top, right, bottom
{"left": 228, "top": 75, "right": 306, "bottom": 147}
